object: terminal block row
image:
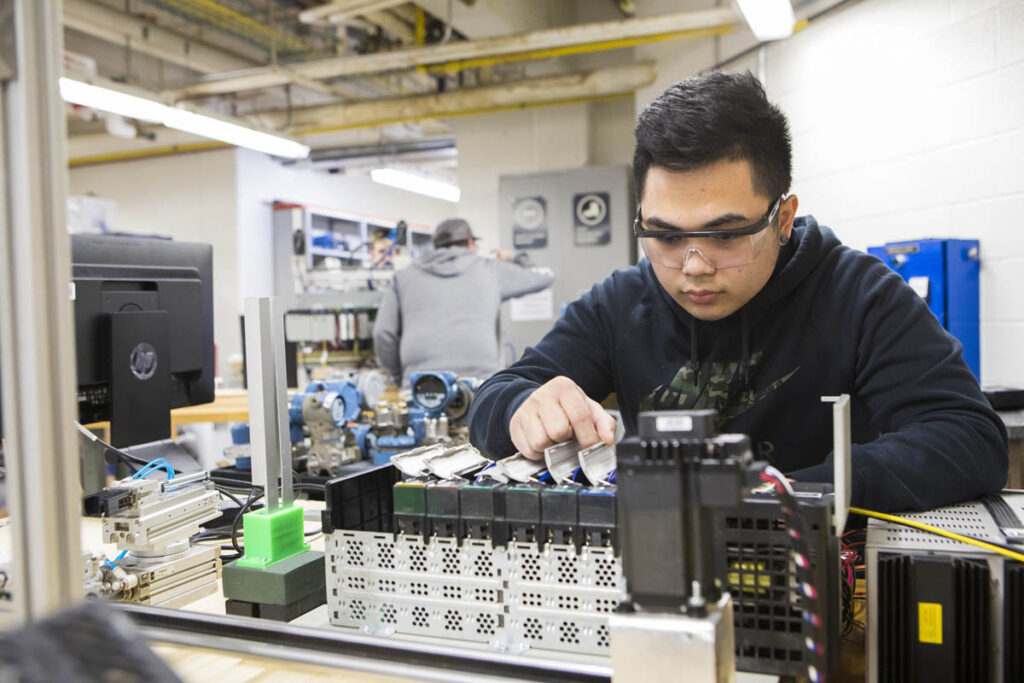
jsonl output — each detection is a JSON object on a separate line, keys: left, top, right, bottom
{"left": 323, "top": 465, "right": 617, "bottom": 552}
{"left": 392, "top": 479, "right": 617, "bottom": 551}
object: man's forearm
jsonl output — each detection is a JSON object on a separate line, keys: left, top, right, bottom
{"left": 790, "top": 416, "right": 1007, "bottom": 513}
{"left": 468, "top": 375, "right": 538, "bottom": 458}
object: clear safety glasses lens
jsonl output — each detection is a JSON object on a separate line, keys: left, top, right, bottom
{"left": 640, "top": 228, "right": 770, "bottom": 269}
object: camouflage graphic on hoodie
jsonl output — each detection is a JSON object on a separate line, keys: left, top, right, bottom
{"left": 640, "top": 351, "right": 800, "bottom": 431}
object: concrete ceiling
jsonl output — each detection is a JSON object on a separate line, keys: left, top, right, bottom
{"left": 61, "top": 0, "right": 745, "bottom": 166}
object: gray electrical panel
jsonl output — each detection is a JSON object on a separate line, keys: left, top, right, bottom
{"left": 498, "top": 166, "right": 635, "bottom": 361}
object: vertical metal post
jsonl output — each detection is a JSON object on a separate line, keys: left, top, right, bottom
{"left": 822, "top": 394, "right": 851, "bottom": 535}
{"left": 269, "top": 297, "right": 293, "bottom": 508}
{"left": 0, "top": 0, "right": 84, "bottom": 623}
{"left": 243, "top": 296, "right": 292, "bottom": 510}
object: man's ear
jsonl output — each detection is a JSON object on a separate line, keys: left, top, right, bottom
{"left": 779, "top": 194, "right": 799, "bottom": 242}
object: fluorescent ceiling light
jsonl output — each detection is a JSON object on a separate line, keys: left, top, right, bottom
{"left": 371, "top": 168, "right": 460, "bottom": 203}
{"left": 59, "top": 78, "right": 166, "bottom": 124}
{"left": 735, "top": 0, "right": 796, "bottom": 41}
{"left": 58, "top": 77, "right": 310, "bottom": 159}
{"left": 162, "top": 108, "right": 310, "bottom": 160}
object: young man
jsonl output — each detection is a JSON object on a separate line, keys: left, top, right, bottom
{"left": 374, "top": 218, "right": 553, "bottom": 387}
{"left": 468, "top": 71, "right": 1007, "bottom": 513}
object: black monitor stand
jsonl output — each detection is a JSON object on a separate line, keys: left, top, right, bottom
{"left": 109, "top": 310, "right": 171, "bottom": 448}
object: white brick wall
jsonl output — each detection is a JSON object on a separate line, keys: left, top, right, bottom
{"left": 759, "top": 0, "right": 1024, "bottom": 384}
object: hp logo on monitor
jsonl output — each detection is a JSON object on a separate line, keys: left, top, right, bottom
{"left": 130, "top": 343, "right": 158, "bottom": 381}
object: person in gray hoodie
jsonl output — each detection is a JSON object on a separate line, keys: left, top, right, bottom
{"left": 373, "top": 218, "right": 554, "bottom": 387}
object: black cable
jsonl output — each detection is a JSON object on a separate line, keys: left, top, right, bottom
{"left": 209, "top": 476, "right": 259, "bottom": 491}
{"left": 75, "top": 422, "right": 147, "bottom": 472}
{"left": 840, "top": 577, "right": 855, "bottom": 637}
{"left": 215, "top": 486, "right": 245, "bottom": 508}
{"left": 210, "top": 476, "right": 325, "bottom": 494}
{"left": 224, "top": 482, "right": 325, "bottom": 557}
{"left": 231, "top": 488, "right": 264, "bottom": 555}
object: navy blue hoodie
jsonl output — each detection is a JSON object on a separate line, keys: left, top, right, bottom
{"left": 468, "top": 218, "right": 1008, "bottom": 513}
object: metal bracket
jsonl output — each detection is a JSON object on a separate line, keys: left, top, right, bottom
{"left": 822, "top": 394, "right": 851, "bottom": 535}
{"left": 0, "top": 1, "right": 15, "bottom": 82}
{"left": 610, "top": 594, "right": 736, "bottom": 683}
{"left": 243, "top": 297, "right": 294, "bottom": 511}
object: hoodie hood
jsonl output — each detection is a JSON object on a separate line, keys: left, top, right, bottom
{"left": 415, "top": 246, "right": 479, "bottom": 277}
{"left": 650, "top": 216, "right": 840, "bottom": 380}
{"left": 652, "top": 216, "right": 840, "bottom": 328}
{"left": 748, "top": 215, "right": 839, "bottom": 311}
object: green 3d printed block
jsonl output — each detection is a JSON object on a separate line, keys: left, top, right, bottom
{"left": 236, "top": 504, "right": 309, "bottom": 569}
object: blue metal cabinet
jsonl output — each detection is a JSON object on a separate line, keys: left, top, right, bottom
{"left": 867, "top": 239, "right": 980, "bottom": 380}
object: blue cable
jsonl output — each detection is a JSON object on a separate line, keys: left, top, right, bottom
{"left": 130, "top": 457, "right": 175, "bottom": 480}
{"left": 132, "top": 462, "right": 173, "bottom": 479}
{"left": 131, "top": 458, "right": 163, "bottom": 478}
{"left": 105, "top": 550, "right": 128, "bottom": 568}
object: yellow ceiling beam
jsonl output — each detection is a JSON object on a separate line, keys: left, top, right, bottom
{"left": 67, "top": 141, "right": 226, "bottom": 167}
{"left": 420, "top": 24, "right": 733, "bottom": 74}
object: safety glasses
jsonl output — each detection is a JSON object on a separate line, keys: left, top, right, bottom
{"left": 633, "top": 196, "right": 783, "bottom": 270}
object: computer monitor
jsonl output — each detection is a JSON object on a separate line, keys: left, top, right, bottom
{"left": 72, "top": 234, "right": 215, "bottom": 447}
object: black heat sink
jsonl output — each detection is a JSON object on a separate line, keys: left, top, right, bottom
{"left": 876, "top": 552, "right": 990, "bottom": 681}
{"left": 1007, "top": 562, "right": 1024, "bottom": 682}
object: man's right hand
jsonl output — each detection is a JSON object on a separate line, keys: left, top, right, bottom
{"left": 509, "top": 376, "right": 616, "bottom": 460}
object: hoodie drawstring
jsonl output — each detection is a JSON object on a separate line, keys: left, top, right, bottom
{"left": 689, "top": 309, "right": 750, "bottom": 384}
{"left": 690, "top": 321, "right": 698, "bottom": 365}
{"left": 740, "top": 308, "right": 750, "bottom": 385}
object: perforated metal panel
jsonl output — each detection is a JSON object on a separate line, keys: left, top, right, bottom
{"left": 326, "top": 531, "right": 624, "bottom": 656}
{"left": 868, "top": 500, "right": 1016, "bottom": 550}
{"left": 866, "top": 494, "right": 1024, "bottom": 683}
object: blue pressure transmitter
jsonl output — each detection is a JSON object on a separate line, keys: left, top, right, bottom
{"left": 410, "top": 372, "right": 480, "bottom": 422}
{"left": 410, "top": 372, "right": 458, "bottom": 418}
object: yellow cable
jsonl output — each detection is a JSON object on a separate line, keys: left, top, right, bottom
{"left": 849, "top": 506, "right": 1024, "bottom": 564}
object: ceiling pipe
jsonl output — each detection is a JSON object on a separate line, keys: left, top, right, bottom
{"left": 146, "top": 0, "right": 314, "bottom": 52}
{"left": 62, "top": 0, "right": 254, "bottom": 74}
{"left": 305, "top": 137, "right": 455, "bottom": 162}
{"left": 362, "top": 10, "right": 417, "bottom": 44}
{"left": 300, "top": 0, "right": 411, "bottom": 25}
{"left": 252, "top": 62, "right": 656, "bottom": 135}
{"left": 168, "top": 8, "right": 735, "bottom": 99}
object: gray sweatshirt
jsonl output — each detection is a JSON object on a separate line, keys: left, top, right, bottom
{"left": 373, "top": 247, "right": 554, "bottom": 387}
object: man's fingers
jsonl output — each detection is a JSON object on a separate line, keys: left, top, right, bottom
{"left": 559, "top": 387, "right": 599, "bottom": 448}
{"left": 509, "top": 417, "right": 531, "bottom": 459}
{"left": 590, "top": 399, "right": 617, "bottom": 445}
{"left": 539, "top": 406, "right": 573, "bottom": 445}
{"left": 511, "top": 411, "right": 552, "bottom": 460}
{"left": 509, "top": 377, "right": 611, "bottom": 460}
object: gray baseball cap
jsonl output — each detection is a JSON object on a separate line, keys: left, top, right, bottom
{"left": 433, "top": 218, "right": 480, "bottom": 247}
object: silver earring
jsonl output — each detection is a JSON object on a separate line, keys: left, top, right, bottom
{"left": 779, "top": 235, "right": 790, "bottom": 246}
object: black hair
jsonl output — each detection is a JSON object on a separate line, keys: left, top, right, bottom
{"left": 438, "top": 239, "right": 471, "bottom": 249}
{"left": 633, "top": 70, "right": 792, "bottom": 201}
